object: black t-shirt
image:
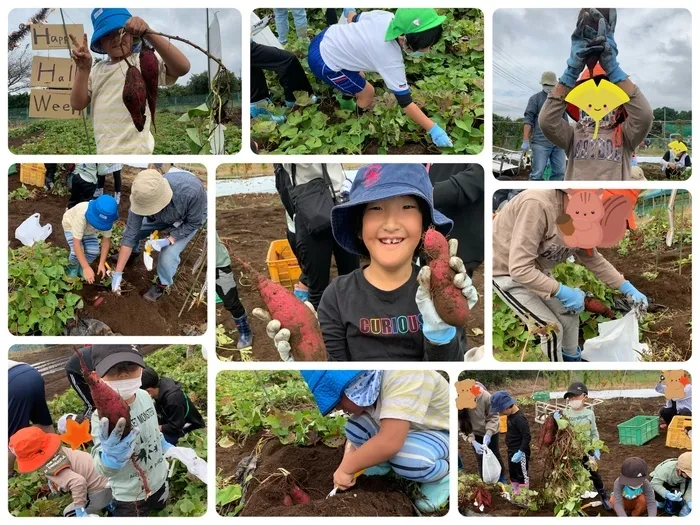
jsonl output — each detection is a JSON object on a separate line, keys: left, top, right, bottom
{"left": 317, "top": 266, "right": 464, "bottom": 361}
{"left": 506, "top": 410, "right": 531, "bottom": 453}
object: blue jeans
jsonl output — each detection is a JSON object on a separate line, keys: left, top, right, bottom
{"left": 132, "top": 219, "right": 200, "bottom": 286}
{"left": 531, "top": 143, "right": 566, "bottom": 181}
{"left": 345, "top": 413, "right": 449, "bottom": 483}
{"left": 274, "top": 8, "right": 308, "bottom": 43}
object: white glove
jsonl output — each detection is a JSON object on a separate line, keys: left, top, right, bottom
{"left": 340, "top": 176, "right": 352, "bottom": 198}
{"left": 252, "top": 302, "right": 319, "bottom": 362}
{"left": 146, "top": 238, "right": 171, "bottom": 252}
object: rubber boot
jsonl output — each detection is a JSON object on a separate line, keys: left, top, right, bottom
{"left": 293, "top": 286, "right": 309, "bottom": 302}
{"left": 251, "top": 99, "right": 286, "bottom": 123}
{"left": 598, "top": 489, "right": 613, "bottom": 511}
{"left": 66, "top": 264, "right": 80, "bottom": 278}
{"left": 498, "top": 473, "right": 508, "bottom": 484}
{"left": 143, "top": 281, "right": 167, "bottom": 302}
{"left": 114, "top": 192, "right": 121, "bottom": 205}
{"left": 234, "top": 314, "right": 253, "bottom": 349}
{"left": 562, "top": 346, "right": 582, "bottom": 362}
{"left": 415, "top": 475, "right": 449, "bottom": 513}
{"left": 364, "top": 462, "right": 391, "bottom": 476}
{"left": 104, "top": 501, "right": 117, "bottom": 517}
{"left": 511, "top": 481, "right": 521, "bottom": 495}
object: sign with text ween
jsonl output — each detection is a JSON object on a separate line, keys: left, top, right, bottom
{"left": 29, "top": 89, "right": 83, "bottom": 119}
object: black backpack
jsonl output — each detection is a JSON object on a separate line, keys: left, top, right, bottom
{"left": 274, "top": 164, "right": 296, "bottom": 219}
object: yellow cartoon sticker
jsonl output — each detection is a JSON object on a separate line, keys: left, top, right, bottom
{"left": 565, "top": 79, "right": 630, "bottom": 139}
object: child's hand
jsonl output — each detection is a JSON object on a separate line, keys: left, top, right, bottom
{"left": 333, "top": 467, "right": 357, "bottom": 491}
{"left": 124, "top": 17, "right": 150, "bottom": 37}
{"left": 98, "top": 417, "right": 138, "bottom": 469}
{"left": 252, "top": 302, "right": 320, "bottom": 362}
{"left": 97, "top": 262, "right": 107, "bottom": 279}
{"left": 83, "top": 266, "right": 95, "bottom": 284}
{"left": 70, "top": 33, "right": 92, "bottom": 71}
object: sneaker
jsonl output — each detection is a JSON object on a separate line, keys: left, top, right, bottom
{"left": 143, "top": 283, "right": 166, "bottom": 302}
{"left": 251, "top": 99, "right": 286, "bottom": 123}
{"left": 660, "top": 423, "right": 668, "bottom": 430}
{"left": 93, "top": 188, "right": 104, "bottom": 198}
{"left": 415, "top": 475, "right": 449, "bottom": 513}
{"left": 114, "top": 192, "right": 121, "bottom": 205}
{"left": 237, "top": 333, "right": 253, "bottom": 349}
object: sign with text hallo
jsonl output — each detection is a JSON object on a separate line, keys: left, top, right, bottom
{"left": 29, "top": 89, "right": 82, "bottom": 119}
{"left": 30, "top": 57, "right": 76, "bottom": 89}
{"left": 30, "top": 24, "right": 83, "bottom": 50}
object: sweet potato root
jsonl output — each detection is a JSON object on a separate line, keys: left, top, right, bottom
{"left": 122, "top": 63, "right": 147, "bottom": 132}
{"left": 584, "top": 297, "right": 616, "bottom": 319}
{"left": 538, "top": 415, "right": 558, "bottom": 448}
{"left": 139, "top": 46, "right": 158, "bottom": 129}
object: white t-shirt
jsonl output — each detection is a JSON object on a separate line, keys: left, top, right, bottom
{"left": 319, "top": 10, "right": 410, "bottom": 95}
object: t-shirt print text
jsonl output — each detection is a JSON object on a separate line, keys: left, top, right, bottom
{"left": 359, "top": 314, "right": 423, "bottom": 335}
{"left": 573, "top": 137, "right": 622, "bottom": 162}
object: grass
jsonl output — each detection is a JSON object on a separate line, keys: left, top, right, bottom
{"left": 8, "top": 112, "right": 241, "bottom": 155}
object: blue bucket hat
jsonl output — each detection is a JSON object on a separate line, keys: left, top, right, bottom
{"left": 90, "top": 8, "right": 132, "bottom": 54}
{"left": 331, "top": 164, "right": 453, "bottom": 256}
{"left": 86, "top": 195, "right": 119, "bottom": 231}
{"left": 489, "top": 390, "right": 516, "bottom": 414}
{"left": 301, "top": 370, "right": 364, "bottom": 416}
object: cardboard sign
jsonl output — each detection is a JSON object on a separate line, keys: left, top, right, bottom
{"left": 30, "top": 24, "right": 83, "bottom": 50}
{"left": 30, "top": 57, "right": 75, "bottom": 89}
{"left": 29, "top": 89, "right": 82, "bottom": 119}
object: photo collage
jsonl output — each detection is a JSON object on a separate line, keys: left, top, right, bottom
{"left": 2, "top": 4, "right": 694, "bottom": 520}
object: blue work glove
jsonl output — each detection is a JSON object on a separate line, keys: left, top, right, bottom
{"left": 595, "top": 18, "right": 627, "bottom": 83}
{"left": 553, "top": 411, "right": 561, "bottom": 420}
{"left": 75, "top": 507, "right": 88, "bottom": 517}
{"left": 428, "top": 123, "right": 454, "bottom": 148}
{"left": 559, "top": 24, "right": 590, "bottom": 87}
{"left": 511, "top": 451, "right": 525, "bottom": 463}
{"left": 554, "top": 283, "right": 585, "bottom": 313}
{"left": 471, "top": 441, "right": 484, "bottom": 455}
{"left": 482, "top": 434, "right": 491, "bottom": 448}
{"left": 666, "top": 490, "right": 683, "bottom": 502}
{"left": 593, "top": 449, "right": 601, "bottom": 460}
{"left": 521, "top": 140, "right": 530, "bottom": 152}
{"left": 99, "top": 417, "right": 138, "bottom": 470}
{"left": 111, "top": 271, "right": 123, "bottom": 292}
{"left": 161, "top": 436, "right": 173, "bottom": 453}
{"left": 619, "top": 280, "right": 648, "bottom": 308}
{"left": 343, "top": 8, "right": 356, "bottom": 17}
{"left": 146, "top": 238, "right": 171, "bottom": 252}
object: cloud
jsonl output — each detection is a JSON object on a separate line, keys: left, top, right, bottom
{"left": 8, "top": 7, "right": 242, "bottom": 87}
{"left": 493, "top": 8, "right": 692, "bottom": 118}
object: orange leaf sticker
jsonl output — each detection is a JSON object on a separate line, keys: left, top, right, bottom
{"left": 60, "top": 418, "right": 92, "bottom": 450}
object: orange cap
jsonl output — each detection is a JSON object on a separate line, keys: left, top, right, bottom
{"left": 8, "top": 427, "right": 62, "bottom": 473}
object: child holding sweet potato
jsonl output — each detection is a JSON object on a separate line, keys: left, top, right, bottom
{"left": 70, "top": 8, "right": 190, "bottom": 154}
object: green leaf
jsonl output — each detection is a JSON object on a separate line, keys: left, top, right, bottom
{"left": 38, "top": 306, "right": 53, "bottom": 318}
{"left": 187, "top": 103, "right": 210, "bottom": 118}
{"left": 35, "top": 272, "right": 49, "bottom": 287}
{"left": 216, "top": 485, "right": 242, "bottom": 506}
{"left": 65, "top": 293, "right": 81, "bottom": 307}
{"left": 179, "top": 498, "right": 196, "bottom": 514}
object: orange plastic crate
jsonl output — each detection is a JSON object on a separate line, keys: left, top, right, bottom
{"left": 665, "top": 415, "right": 692, "bottom": 450}
{"left": 499, "top": 415, "right": 507, "bottom": 433}
{"left": 19, "top": 164, "right": 46, "bottom": 187}
{"left": 266, "top": 239, "right": 301, "bottom": 291}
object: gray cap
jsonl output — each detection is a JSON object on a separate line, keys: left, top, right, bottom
{"left": 540, "top": 71, "right": 557, "bottom": 86}
{"left": 92, "top": 345, "right": 144, "bottom": 377}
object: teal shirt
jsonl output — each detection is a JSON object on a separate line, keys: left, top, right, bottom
{"left": 216, "top": 232, "right": 231, "bottom": 268}
{"left": 91, "top": 390, "right": 168, "bottom": 502}
{"left": 564, "top": 406, "right": 599, "bottom": 441}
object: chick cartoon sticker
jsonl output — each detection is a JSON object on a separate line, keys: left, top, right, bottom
{"left": 565, "top": 78, "right": 630, "bottom": 139}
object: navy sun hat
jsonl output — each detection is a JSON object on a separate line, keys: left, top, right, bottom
{"left": 86, "top": 195, "right": 119, "bottom": 231}
{"left": 489, "top": 390, "right": 516, "bottom": 414}
{"left": 331, "top": 164, "right": 453, "bottom": 256}
{"left": 301, "top": 370, "right": 364, "bottom": 416}
{"left": 90, "top": 8, "right": 132, "bottom": 54}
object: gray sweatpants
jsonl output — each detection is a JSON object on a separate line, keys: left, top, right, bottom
{"left": 63, "top": 487, "right": 113, "bottom": 516}
{"left": 493, "top": 276, "right": 579, "bottom": 362}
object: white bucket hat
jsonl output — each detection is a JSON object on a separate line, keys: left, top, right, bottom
{"left": 130, "top": 169, "right": 173, "bottom": 216}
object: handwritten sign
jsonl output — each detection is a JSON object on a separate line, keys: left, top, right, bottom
{"left": 29, "top": 89, "right": 82, "bottom": 119}
{"left": 30, "top": 57, "right": 75, "bottom": 89}
{"left": 30, "top": 24, "right": 83, "bottom": 50}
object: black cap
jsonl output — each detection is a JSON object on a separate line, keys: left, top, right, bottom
{"left": 619, "top": 457, "right": 648, "bottom": 486}
{"left": 92, "top": 345, "right": 145, "bottom": 377}
{"left": 564, "top": 381, "right": 588, "bottom": 398}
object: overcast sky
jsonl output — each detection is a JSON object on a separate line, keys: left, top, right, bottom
{"left": 9, "top": 7, "right": 242, "bottom": 85}
{"left": 493, "top": 8, "right": 691, "bottom": 119}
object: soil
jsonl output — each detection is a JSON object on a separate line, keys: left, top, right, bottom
{"left": 8, "top": 166, "right": 207, "bottom": 336}
{"left": 12, "top": 344, "right": 163, "bottom": 400}
{"left": 492, "top": 163, "right": 682, "bottom": 182}
{"left": 218, "top": 436, "right": 417, "bottom": 517}
{"left": 215, "top": 193, "right": 484, "bottom": 361}
{"left": 458, "top": 397, "right": 679, "bottom": 517}
{"left": 8, "top": 128, "right": 42, "bottom": 149}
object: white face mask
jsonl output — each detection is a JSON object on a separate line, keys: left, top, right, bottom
{"left": 568, "top": 399, "right": 584, "bottom": 410}
{"left": 105, "top": 376, "right": 143, "bottom": 400}
{"left": 542, "top": 85, "right": 554, "bottom": 93}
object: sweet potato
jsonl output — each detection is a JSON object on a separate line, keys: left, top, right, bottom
{"left": 422, "top": 227, "right": 470, "bottom": 327}
{"left": 139, "top": 46, "right": 158, "bottom": 129}
{"left": 538, "top": 415, "right": 558, "bottom": 448}
{"left": 282, "top": 494, "right": 294, "bottom": 506}
{"left": 289, "top": 485, "right": 310, "bottom": 504}
{"left": 122, "top": 63, "right": 147, "bottom": 132}
{"left": 232, "top": 254, "right": 326, "bottom": 361}
{"left": 584, "top": 297, "right": 616, "bottom": 319}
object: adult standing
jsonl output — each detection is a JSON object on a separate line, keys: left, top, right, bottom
{"left": 463, "top": 382, "right": 506, "bottom": 483}
{"left": 282, "top": 163, "right": 360, "bottom": 308}
{"left": 94, "top": 163, "right": 123, "bottom": 205}
{"left": 111, "top": 165, "right": 207, "bottom": 302}
{"left": 273, "top": 8, "right": 308, "bottom": 44}
{"left": 523, "top": 72, "right": 567, "bottom": 181}
{"left": 427, "top": 164, "right": 484, "bottom": 277}
{"left": 215, "top": 233, "right": 253, "bottom": 348}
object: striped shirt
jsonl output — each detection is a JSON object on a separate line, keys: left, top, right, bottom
{"left": 88, "top": 53, "right": 176, "bottom": 154}
{"left": 367, "top": 370, "right": 449, "bottom": 431}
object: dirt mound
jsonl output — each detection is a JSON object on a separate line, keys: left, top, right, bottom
{"left": 459, "top": 397, "right": 678, "bottom": 516}
{"left": 237, "top": 439, "right": 415, "bottom": 517}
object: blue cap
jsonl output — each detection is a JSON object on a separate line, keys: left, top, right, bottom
{"left": 331, "top": 164, "right": 453, "bottom": 255}
{"left": 301, "top": 370, "right": 364, "bottom": 416}
{"left": 90, "top": 8, "right": 132, "bottom": 54}
{"left": 86, "top": 195, "right": 119, "bottom": 231}
{"left": 489, "top": 390, "right": 516, "bottom": 414}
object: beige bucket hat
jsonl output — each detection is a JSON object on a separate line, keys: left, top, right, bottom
{"left": 130, "top": 169, "right": 173, "bottom": 216}
{"left": 540, "top": 71, "right": 557, "bottom": 86}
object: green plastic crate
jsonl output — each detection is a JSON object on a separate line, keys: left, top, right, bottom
{"left": 618, "top": 416, "right": 659, "bottom": 446}
{"left": 532, "top": 391, "right": 550, "bottom": 402}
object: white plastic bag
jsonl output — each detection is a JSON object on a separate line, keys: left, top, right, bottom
{"left": 481, "top": 447, "right": 501, "bottom": 484}
{"left": 164, "top": 446, "right": 208, "bottom": 483}
{"left": 15, "top": 213, "right": 52, "bottom": 246}
{"left": 251, "top": 12, "right": 283, "bottom": 49}
{"left": 581, "top": 310, "right": 648, "bottom": 362}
